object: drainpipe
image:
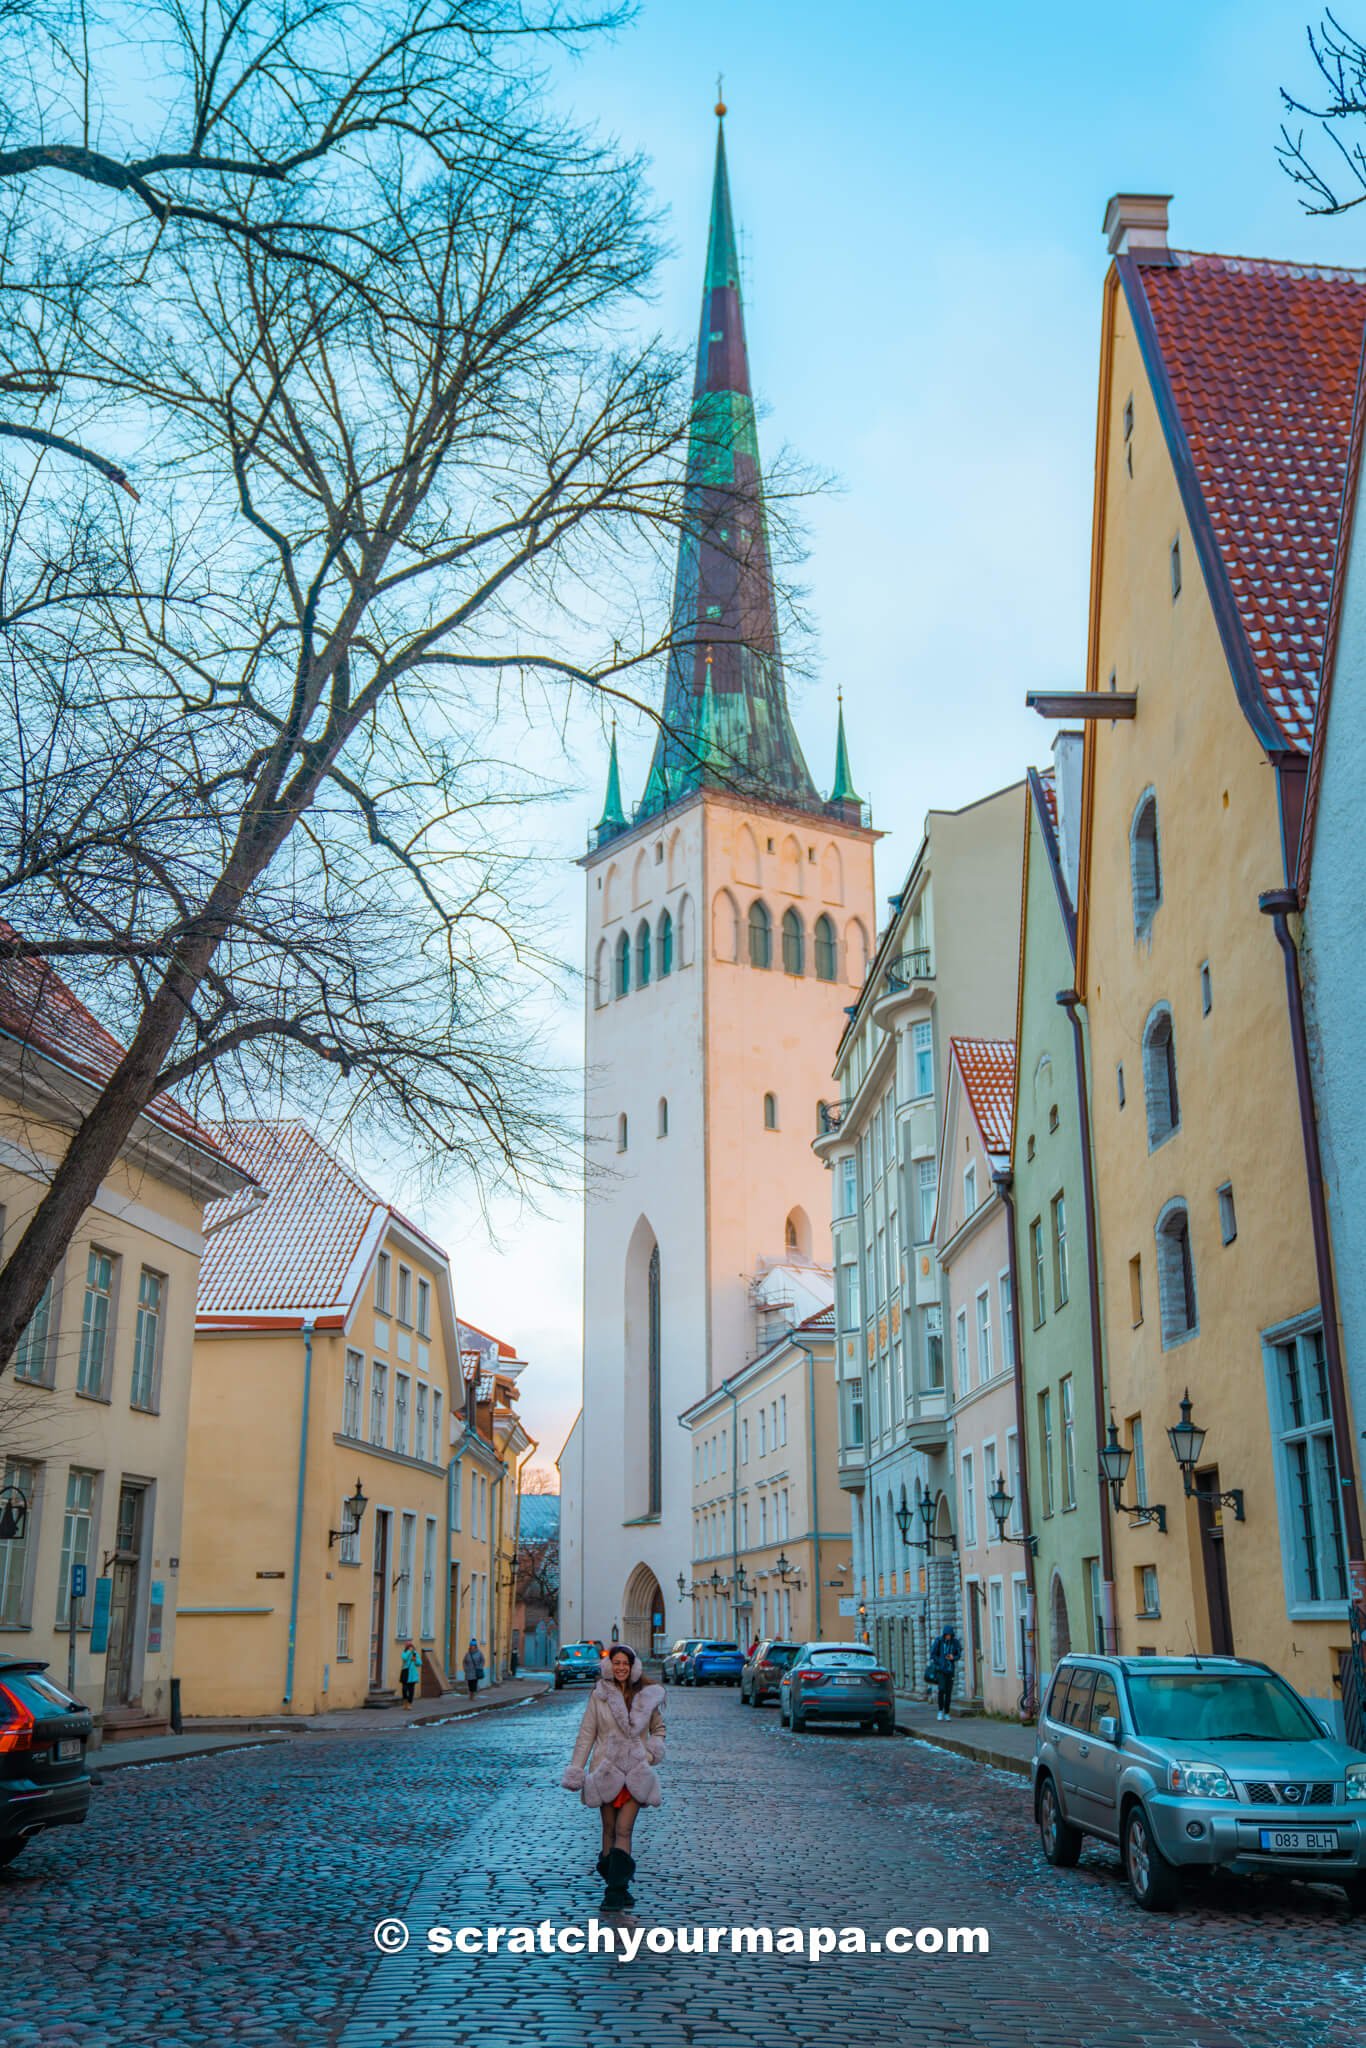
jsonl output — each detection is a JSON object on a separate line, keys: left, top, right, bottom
{"left": 991, "top": 1169, "right": 1037, "bottom": 1718}
{"left": 283, "top": 1320, "right": 314, "bottom": 1707}
{"left": 1057, "top": 991, "right": 1118, "bottom": 1652}
{"left": 790, "top": 1338, "right": 824, "bottom": 1639}
{"left": 443, "top": 1455, "right": 453, "bottom": 1683}
{"left": 1259, "top": 892, "right": 1366, "bottom": 1597}
{"left": 490, "top": 1464, "right": 504, "bottom": 1680}
{"left": 726, "top": 1379, "right": 740, "bottom": 1641}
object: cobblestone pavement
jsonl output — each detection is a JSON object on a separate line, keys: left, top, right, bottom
{"left": 1, "top": 1688, "right": 1362, "bottom": 2048}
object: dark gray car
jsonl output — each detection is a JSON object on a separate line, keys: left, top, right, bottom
{"left": 779, "top": 1641, "right": 896, "bottom": 1735}
{"left": 1033, "top": 1653, "right": 1366, "bottom": 1911}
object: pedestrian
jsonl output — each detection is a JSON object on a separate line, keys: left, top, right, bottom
{"left": 561, "top": 1645, "right": 665, "bottom": 1913}
{"left": 928, "top": 1624, "right": 963, "bottom": 1721}
{"left": 748, "top": 1636, "right": 760, "bottom": 1661}
{"left": 399, "top": 1641, "right": 421, "bottom": 1709}
{"left": 462, "top": 1638, "right": 485, "bottom": 1699}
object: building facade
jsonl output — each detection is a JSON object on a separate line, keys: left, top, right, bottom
{"left": 575, "top": 113, "right": 877, "bottom": 1655}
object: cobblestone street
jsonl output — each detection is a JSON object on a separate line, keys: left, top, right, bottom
{"left": 2, "top": 1689, "right": 1363, "bottom": 2048}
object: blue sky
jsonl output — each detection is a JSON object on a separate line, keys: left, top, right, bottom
{"left": 423, "top": 0, "right": 1366, "bottom": 1471}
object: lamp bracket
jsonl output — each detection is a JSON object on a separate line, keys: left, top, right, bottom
{"left": 1185, "top": 1479, "right": 1245, "bottom": 1523}
{"left": 1125, "top": 1503, "right": 1168, "bottom": 1534}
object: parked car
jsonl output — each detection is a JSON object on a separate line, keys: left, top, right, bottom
{"left": 689, "top": 1640, "right": 744, "bottom": 1687}
{"left": 779, "top": 1641, "right": 895, "bottom": 1734}
{"left": 741, "top": 1639, "right": 799, "bottom": 1707}
{"left": 552, "top": 1642, "right": 603, "bottom": 1689}
{"left": 0, "top": 1657, "right": 94, "bottom": 1867}
{"left": 662, "top": 1639, "right": 704, "bottom": 1685}
{"left": 1033, "top": 1653, "right": 1366, "bottom": 1912}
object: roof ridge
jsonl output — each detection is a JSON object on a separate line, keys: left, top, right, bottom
{"left": 1170, "top": 247, "right": 1366, "bottom": 284}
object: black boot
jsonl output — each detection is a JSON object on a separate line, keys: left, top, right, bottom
{"left": 618, "top": 1852, "right": 636, "bottom": 1908}
{"left": 602, "top": 1847, "right": 633, "bottom": 1912}
{"left": 594, "top": 1850, "right": 611, "bottom": 1882}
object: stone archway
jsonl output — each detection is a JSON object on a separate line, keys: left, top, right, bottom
{"left": 622, "top": 1563, "right": 665, "bottom": 1659}
{"left": 1050, "top": 1573, "right": 1072, "bottom": 1664}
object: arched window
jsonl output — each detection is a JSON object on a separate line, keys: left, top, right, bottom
{"left": 647, "top": 1246, "right": 662, "bottom": 1515}
{"left": 763, "top": 1091, "right": 778, "bottom": 1130}
{"left": 748, "top": 899, "right": 772, "bottom": 968}
{"left": 814, "top": 913, "right": 838, "bottom": 982}
{"left": 1142, "top": 1003, "right": 1180, "bottom": 1147}
{"left": 658, "top": 908, "right": 674, "bottom": 977}
{"left": 785, "top": 1214, "right": 798, "bottom": 1249}
{"left": 1155, "top": 1199, "right": 1197, "bottom": 1345}
{"left": 617, "top": 1112, "right": 629, "bottom": 1152}
{"left": 658, "top": 1096, "right": 669, "bottom": 1138}
{"left": 677, "top": 893, "right": 694, "bottom": 967}
{"left": 1130, "top": 789, "right": 1163, "bottom": 936}
{"left": 712, "top": 889, "right": 739, "bottom": 962}
{"left": 615, "top": 929, "right": 631, "bottom": 998}
{"left": 635, "top": 918, "right": 652, "bottom": 989}
{"left": 846, "top": 916, "right": 870, "bottom": 985}
{"left": 781, "top": 907, "right": 805, "bottom": 976}
{"left": 785, "top": 1206, "right": 811, "bottom": 1257}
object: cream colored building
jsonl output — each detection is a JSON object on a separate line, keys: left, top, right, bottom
{"left": 680, "top": 1304, "right": 851, "bottom": 1649}
{"left": 0, "top": 955, "right": 250, "bottom": 1737}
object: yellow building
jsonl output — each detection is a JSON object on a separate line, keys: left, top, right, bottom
{"left": 0, "top": 953, "right": 250, "bottom": 1737}
{"left": 180, "top": 1121, "right": 477, "bottom": 1715}
{"left": 1067, "top": 196, "right": 1366, "bottom": 1726}
{"left": 455, "top": 1320, "right": 535, "bottom": 1681}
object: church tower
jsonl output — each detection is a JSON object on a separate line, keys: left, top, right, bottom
{"left": 573, "top": 108, "right": 878, "bottom": 1654}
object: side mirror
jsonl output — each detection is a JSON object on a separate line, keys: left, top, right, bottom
{"left": 1097, "top": 1714, "right": 1120, "bottom": 1745}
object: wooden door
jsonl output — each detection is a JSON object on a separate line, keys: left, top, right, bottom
{"left": 370, "top": 1510, "right": 390, "bottom": 1687}
{"left": 103, "top": 1484, "right": 145, "bottom": 1709}
{"left": 1196, "top": 1469, "right": 1235, "bottom": 1656}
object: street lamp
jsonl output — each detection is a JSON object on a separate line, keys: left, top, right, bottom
{"left": 894, "top": 1498, "right": 914, "bottom": 1547}
{"left": 732, "top": 1563, "right": 750, "bottom": 1594}
{"left": 708, "top": 1569, "right": 724, "bottom": 1594}
{"left": 986, "top": 1475, "right": 1040, "bottom": 1556}
{"left": 908, "top": 1486, "right": 956, "bottom": 1555}
{"left": 774, "top": 1552, "right": 792, "bottom": 1583}
{"left": 328, "top": 1476, "right": 369, "bottom": 1549}
{"left": 676, "top": 1572, "right": 688, "bottom": 1600}
{"left": 1098, "top": 1418, "right": 1167, "bottom": 1532}
{"left": 1167, "top": 1391, "right": 1245, "bottom": 1520}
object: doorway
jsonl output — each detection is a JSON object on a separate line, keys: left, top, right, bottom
{"left": 370, "top": 1510, "right": 391, "bottom": 1688}
{"left": 968, "top": 1582, "right": 985, "bottom": 1700}
{"left": 1196, "top": 1468, "right": 1235, "bottom": 1655}
{"left": 103, "top": 1483, "right": 147, "bottom": 1710}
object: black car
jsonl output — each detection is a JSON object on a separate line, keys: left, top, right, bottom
{"left": 553, "top": 1642, "right": 603, "bottom": 1690}
{"left": 0, "top": 1656, "right": 94, "bottom": 1866}
{"left": 741, "top": 1638, "right": 799, "bottom": 1707}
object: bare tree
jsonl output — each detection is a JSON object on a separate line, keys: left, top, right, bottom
{"left": 516, "top": 1535, "right": 559, "bottom": 1615}
{"left": 0, "top": 0, "right": 802, "bottom": 1373}
{"left": 1280, "top": 12, "right": 1366, "bottom": 210}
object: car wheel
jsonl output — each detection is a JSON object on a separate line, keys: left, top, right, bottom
{"left": 0, "top": 1840, "right": 26, "bottom": 1868}
{"left": 877, "top": 1713, "right": 895, "bottom": 1736}
{"left": 1341, "top": 1875, "right": 1366, "bottom": 1916}
{"left": 1037, "top": 1774, "right": 1083, "bottom": 1868}
{"left": 790, "top": 1706, "right": 806, "bottom": 1733}
{"left": 1124, "top": 1804, "right": 1180, "bottom": 1911}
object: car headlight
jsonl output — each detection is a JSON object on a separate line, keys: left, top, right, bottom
{"left": 1167, "top": 1761, "right": 1236, "bottom": 1799}
{"left": 1346, "top": 1763, "right": 1366, "bottom": 1802}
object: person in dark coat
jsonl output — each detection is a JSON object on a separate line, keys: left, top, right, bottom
{"left": 462, "top": 1639, "right": 486, "bottom": 1698}
{"left": 928, "top": 1625, "right": 963, "bottom": 1720}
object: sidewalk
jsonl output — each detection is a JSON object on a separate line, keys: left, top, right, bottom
{"left": 893, "top": 1695, "right": 1036, "bottom": 1778}
{"left": 183, "top": 1674, "right": 551, "bottom": 1738}
{"left": 91, "top": 1731, "right": 292, "bottom": 1774}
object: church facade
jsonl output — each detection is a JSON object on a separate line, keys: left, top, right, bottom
{"left": 568, "top": 113, "right": 878, "bottom": 1653}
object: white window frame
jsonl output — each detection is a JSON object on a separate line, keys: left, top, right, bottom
{"left": 954, "top": 1309, "right": 968, "bottom": 1400}
{"left": 1263, "top": 1314, "right": 1350, "bottom": 1616}
{"left": 976, "top": 1288, "right": 992, "bottom": 1384}
{"left": 130, "top": 1267, "right": 165, "bottom": 1411}
{"left": 395, "top": 1513, "right": 416, "bottom": 1637}
{"left": 1061, "top": 1376, "right": 1077, "bottom": 1510}
{"left": 988, "top": 1577, "right": 1006, "bottom": 1673}
{"left": 961, "top": 1451, "right": 977, "bottom": 1550}
{"left": 337, "top": 1602, "right": 353, "bottom": 1659}
{"left": 343, "top": 1348, "right": 364, "bottom": 1438}
{"left": 964, "top": 1162, "right": 977, "bottom": 1218}
{"left": 393, "top": 1372, "right": 410, "bottom": 1458}
{"left": 999, "top": 1268, "right": 1015, "bottom": 1371}
{"left": 982, "top": 1437, "right": 999, "bottom": 1545}
{"left": 421, "top": 1517, "right": 438, "bottom": 1639}
{"left": 369, "top": 1361, "right": 388, "bottom": 1447}
{"left": 912, "top": 1020, "right": 934, "bottom": 1099}
{"left": 57, "top": 1468, "right": 97, "bottom": 1627}
{"left": 415, "top": 1382, "right": 429, "bottom": 1465}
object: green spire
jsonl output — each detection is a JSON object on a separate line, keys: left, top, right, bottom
{"left": 704, "top": 112, "right": 741, "bottom": 296}
{"left": 597, "top": 725, "right": 627, "bottom": 835}
{"left": 830, "top": 692, "right": 861, "bottom": 806}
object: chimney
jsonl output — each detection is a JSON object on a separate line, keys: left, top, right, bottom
{"left": 1103, "top": 193, "right": 1172, "bottom": 262}
{"left": 1051, "top": 730, "right": 1084, "bottom": 906}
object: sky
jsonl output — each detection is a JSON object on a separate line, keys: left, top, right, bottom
{"left": 412, "top": 0, "right": 1366, "bottom": 1476}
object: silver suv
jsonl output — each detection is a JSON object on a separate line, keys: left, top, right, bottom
{"left": 1033, "top": 1653, "right": 1366, "bottom": 1911}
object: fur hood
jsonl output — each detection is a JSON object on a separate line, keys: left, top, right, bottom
{"left": 560, "top": 1655, "right": 667, "bottom": 1808}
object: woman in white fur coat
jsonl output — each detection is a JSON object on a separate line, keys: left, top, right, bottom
{"left": 560, "top": 1645, "right": 665, "bottom": 1911}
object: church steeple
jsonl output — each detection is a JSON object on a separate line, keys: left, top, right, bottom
{"left": 830, "top": 692, "right": 861, "bottom": 807}
{"left": 636, "top": 104, "right": 822, "bottom": 820}
{"left": 597, "top": 724, "right": 627, "bottom": 836}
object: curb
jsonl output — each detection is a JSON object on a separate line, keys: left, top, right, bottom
{"left": 897, "top": 1720, "right": 1033, "bottom": 1779}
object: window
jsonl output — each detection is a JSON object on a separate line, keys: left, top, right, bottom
{"left": 433, "top": 1392, "right": 443, "bottom": 1460}
{"left": 759, "top": 1496, "right": 768, "bottom": 1543}
{"left": 57, "top": 1469, "right": 96, "bottom": 1627}
{"left": 961, "top": 1452, "right": 977, "bottom": 1548}
{"left": 954, "top": 1309, "right": 969, "bottom": 1400}
{"left": 658, "top": 1096, "right": 669, "bottom": 1138}
{"left": 837, "top": 1260, "right": 861, "bottom": 1331}
{"left": 1061, "top": 1377, "right": 1077, "bottom": 1509}
{"left": 1200, "top": 959, "right": 1212, "bottom": 1015}
{"left": 845, "top": 1376, "right": 865, "bottom": 1447}
{"left": 983, "top": 1440, "right": 999, "bottom": 1542}
{"left": 376, "top": 1251, "right": 391, "bottom": 1312}
{"left": 999, "top": 1271, "right": 1015, "bottom": 1370}
{"left": 1218, "top": 1182, "right": 1237, "bottom": 1245}
{"left": 1117, "top": 1064, "right": 1126, "bottom": 1110}
{"left": 615, "top": 928, "right": 631, "bottom": 997}
{"left": 912, "top": 1020, "right": 934, "bottom": 1099}
{"left": 916, "top": 1159, "right": 938, "bottom": 1242}
{"left": 422, "top": 1517, "right": 438, "bottom": 1637}
{"left": 1268, "top": 1322, "right": 1348, "bottom": 1607}
{"left": 77, "top": 1248, "right": 115, "bottom": 1396}
{"left": 395, "top": 1513, "right": 416, "bottom": 1637}
{"left": 1128, "top": 1254, "right": 1143, "bottom": 1327}
{"left": 1130, "top": 1418, "right": 1148, "bottom": 1506}
{"left": 1155, "top": 1200, "right": 1198, "bottom": 1344}
{"left": 1007, "top": 1431, "right": 1023, "bottom": 1536}
{"left": 617, "top": 1112, "right": 628, "bottom": 1153}
{"left": 763, "top": 1091, "right": 778, "bottom": 1130}
{"left": 989, "top": 1581, "right": 1006, "bottom": 1672}
{"left": 923, "top": 1304, "right": 944, "bottom": 1388}
{"left": 1130, "top": 791, "right": 1162, "bottom": 936}
{"left": 1048, "top": 1104, "right": 1059, "bottom": 1134}
{"left": 1138, "top": 1565, "right": 1160, "bottom": 1618}
{"left": 0, "top": 1459, "right": 36, "bottom": 1625}
{"left": 779, "top": 1394, "right": 787, "bottom": 1445}
{"left": 393, "top": 1374, "right": 410, "bottom": 1455}
{"left": 1029, "top": 1218, "right": 1046, "bottom": 1326}
{"left": 1170, "top": 534, "right": 1182, "bottom": 599}
{"left": 1026, "top": 1134, "right": 1036, "bottom": 1160}
{"left": 814, "top": 913, "right": 838, "bottom": 981}
{"left": 963, "top": 1162, "right": 977, "bottom": 1218}
{"left": 417, "top": 1279, "right": 431, "bottom": 1338}
{"left": 781, "top": 907, "right": 804, "bottom": 976}
{"left": 658, "top": 908, "right": 674, "bottom": 977}
{"left": 636, "top": 919, "right": 652, "bottom": 988}
{"left": 976, "top": 1289, "right": 992, "bottom": 1383}
{"left": 337, "top": 1603, "right": 354, "bottom": 1658}
{"left": 839, "top": 1155, "right": 857, "bottom": 1216}
{"left": 14, "top": 1278, "right": 54, "bottom": 1383}
{"left": 415, "top": 1382, "right": 429, "bottom": 1463}
{"left": 397, "top": 1264, "right": 413, "bottom": 1325}
{"left": 748, "top": 900, "right": 772, "bottom": 968}
{"left": 1142, "top": 1004, "right": 1180, "bottom": 1146}
{"left": 343, "top": 1350, "right": 364, "bottom": 1436}
{"left": 369, "top": 1362, "right": 388, "bottom": 1446}
{"left": 741, "top": 1417, "right": 749, "bottom": 1463}
{"left": 1051, "top": 1193, "right": 1069, "bottom": 1307}
{"left": 759, "top": 1407, "right": 767, "bottom": 1456}
{"left": 1038, "top": 1391, "right": 1055, "bottom": 1516}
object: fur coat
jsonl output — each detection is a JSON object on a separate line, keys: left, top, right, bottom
{"left": 560, "top": 1652, "right": 667, "bottom": 1808}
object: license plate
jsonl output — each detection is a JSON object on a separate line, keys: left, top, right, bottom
{"left": 1257, "top": 1827, "right": 1338, "bottom": 1853}
{"left": 835, "top": 1675, "right": 864, "bottom": 1687}
{"left": 56, "top": 1738, "right": 82, "bottom": 1761}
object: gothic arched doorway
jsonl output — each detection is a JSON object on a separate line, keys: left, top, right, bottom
{"left": 622, "top": 1563, "right": 665, "bottom": 1659}
{"left": 1050, "top": 1573, "right": 1072, "bottom": 1665}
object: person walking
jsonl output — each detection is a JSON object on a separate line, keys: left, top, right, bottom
{"left": 561, "top": 1645, "right": 665, "bottom": 1913}
{"left": 399, "top": 1641, "right": 421, "bottom": 1709}
{"left": 462, "top": 1639, "right": 485, "bottom": 1699}
{"left": 928, "top": 1624, "right": 963, "bottom": 1721}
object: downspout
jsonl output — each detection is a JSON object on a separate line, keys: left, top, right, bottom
{"left": 443, "top": 1455, "right": 453, "bottom": 1683}
{"left": 791, "top": 1339, "right": 824, "bottom": 1639}
{"left": 1057, "top": 991, "right": 1118, "bottom": 1652}
{"left": 283, "top": 1320, "right": 314, "bottom": 1707}
{"left": 727, "top": 1379, "right": 740, "bottom": 1641}
{"left": 490, "top": 1464, "right": 504, "bottom": 1680}
{"left": 1260, "top": 892, "right": 1366, "bottom": 1589}
{"left": 992, "top": 1170, "right": 1037, "bottom": 1718}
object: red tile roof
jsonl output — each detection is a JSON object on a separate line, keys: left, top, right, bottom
{"left": 1035, "top": 767, "right": 1058, "bottom": 833}
{"left": 951, "top": 1038, "right": 1016, "bottom": 1158}
{"left": 1129, "top": 251, "right": 1366, "bottom": 753}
